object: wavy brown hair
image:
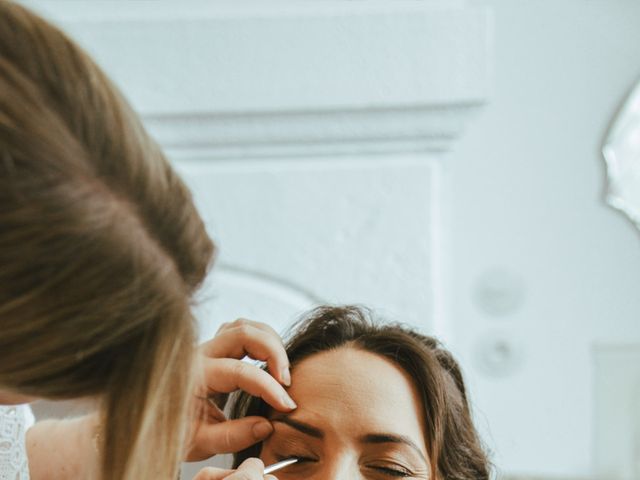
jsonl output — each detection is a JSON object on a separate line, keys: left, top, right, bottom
{"left": 231, "top": 306, "right": 490, "bottom": 480}
{"left": 0, "top": 1, "right": 214, "bottom": 478}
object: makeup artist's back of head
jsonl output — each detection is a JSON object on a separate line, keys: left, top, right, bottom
{"left": 0, "top": 1, "right": 214, "bottom": 479}
{"left": 231, "top": 305, "right": 490, "bottom": 480}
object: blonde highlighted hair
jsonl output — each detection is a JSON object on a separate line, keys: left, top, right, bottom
{"left": 0, "top": 1, "right": 214, "bottom": 478}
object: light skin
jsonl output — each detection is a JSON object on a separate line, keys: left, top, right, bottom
{"left": 2, "top": 318, "right": 293, "bottom": 480}
{"left": 259, "top": 347, "right": 431, "bottom": 479}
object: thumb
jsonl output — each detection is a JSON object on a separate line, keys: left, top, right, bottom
{"left": 194, "top": 417, "right": 274, "bottom": 456}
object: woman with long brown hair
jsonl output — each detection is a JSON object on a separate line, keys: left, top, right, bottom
{"left": 0, "top": 1, "right": 294, "bottom": 478}
{"left": 231, "top": 306, "right": 491, "bottom": 479}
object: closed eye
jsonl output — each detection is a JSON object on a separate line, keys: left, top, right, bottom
{"left": 369, "top": 465, "right": 414, "bottom": 478}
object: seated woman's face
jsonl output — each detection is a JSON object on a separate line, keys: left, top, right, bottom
{"left": 260, "top": 347, "right": 431, "bottom": 479}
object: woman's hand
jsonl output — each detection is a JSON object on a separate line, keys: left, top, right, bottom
{"left": 186, "top": 319, "right": 295, "bottom": 461}
{"left": 194, "top": 458, "right": 277, "bottom": 480}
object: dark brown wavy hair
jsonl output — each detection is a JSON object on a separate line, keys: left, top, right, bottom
{"left": 230, "top": 306, "right": 490, "bottom": 480}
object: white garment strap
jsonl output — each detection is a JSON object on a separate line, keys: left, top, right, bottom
{"left": 0, "top": 405, "right": 31, "bottom": 480}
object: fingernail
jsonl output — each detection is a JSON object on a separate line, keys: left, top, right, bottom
{"left": 281, "top": 367, "right": 291, "bottom": 386}
{"left": 252, "top": 421, "right": 273, "bottom": 439}
{"left": 282, "top": 394, "right": 297, "bottom": 410}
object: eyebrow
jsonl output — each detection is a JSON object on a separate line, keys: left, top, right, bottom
{"left": 271, "top": 416, "right": 428, "bottom": 465}
{"left": 271, "top": 415, "right": 325, "bottom": 439}
{"left": 360, "top": 433, "right": 428, "bottom": 464}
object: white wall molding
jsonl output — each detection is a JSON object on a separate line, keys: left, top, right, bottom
{"left": 146, "top": 103, "right": 483, "bottom": 158}
{"left": 27, "top": 0, "right": 492, "bottom": 157}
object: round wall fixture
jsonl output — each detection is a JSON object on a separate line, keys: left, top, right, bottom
{"left": 473, "top": 268, "right": 525, "bottom": 317}
{"left": 473, "top": 330, "right": 524, "bottom": 378}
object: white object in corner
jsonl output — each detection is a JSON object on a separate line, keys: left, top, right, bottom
{"left": 603, "top": 80, "right": 640, "bottom": 231}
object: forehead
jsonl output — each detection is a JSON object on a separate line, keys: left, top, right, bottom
{"left": 284, "top": 347, "right": 427, "bottom": 449}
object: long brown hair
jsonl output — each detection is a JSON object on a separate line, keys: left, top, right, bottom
{"left": 231, "top": 306, "right": 490, "bottom": 480}
{"left": 0, "top": 1, "right": 214, "bottom": 478}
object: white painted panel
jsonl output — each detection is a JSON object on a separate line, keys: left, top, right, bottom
{"left": 175, "top": 155, "right": 442, "bottom": 338}
{"left": 594, "top": 345, "right": 640, "bottom": 480}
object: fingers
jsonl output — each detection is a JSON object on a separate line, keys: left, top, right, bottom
{"left": 204, "top": 358, "right": 296, "bottom": 412}
{"left": 189, "top": 416, "right": 274, "bottom": 458}
{"left": 189, "top": 319, "right": 296, "bottom": 462}
{"left": 194, "top": 458, "right": 276, "bottom": 480}
{"left": 202, "top": 319, "right": 291, "bottom": 387}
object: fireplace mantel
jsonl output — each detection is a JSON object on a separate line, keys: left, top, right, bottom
{"left": 26, "top": 0, "right": 491, "bottom": 156}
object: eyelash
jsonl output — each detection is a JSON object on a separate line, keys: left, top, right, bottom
{"left": 370, "top": 465, "right": 413, "bottom": 478}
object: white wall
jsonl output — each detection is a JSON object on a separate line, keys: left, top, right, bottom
{"left": 451, "top": 1, "right": 640, "bottom": 478}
